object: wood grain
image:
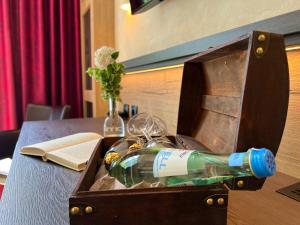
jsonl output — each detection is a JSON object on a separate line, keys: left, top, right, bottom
{"left": 71, "top": 134, "right": 299, "bottom": 225}
{"left": 0, "top": 119, "right": 299, "bottom": 225}
{"left": 194, "top": 110, "right": 239, "bottom": 154}
{"left": 0, "top": 118, "right": 104, "bottom": 225}
{"left": 91, "top": 0, "right": 114, "bottom": 117}
{"left": 228, "top": 172, "right": 300, "bottom": 225}
{"left": 202, "top": 95, "right": 240, "bottom": 117}
{"left": 80, "top": 0, "right": 92, "bottom": 116}
{"left": 120, "top": 66, "right": 183, "bottom": 134}
{"left": 121, "top": 49, "right": 300, "bottom": 178}
{"left": 81, "top": 0, "right": 115, "bottom": 118}
{"left": 201, "top": 50, "right": 247, "bottom": 97}
{"left": 277, "top": 50, "right": 300, "bottom": 179}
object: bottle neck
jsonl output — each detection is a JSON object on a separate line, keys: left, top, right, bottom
{"left": 188, "top": 150, "right": 254, "bottom": 177}
{"left": 108, "top": 97, "right": 117, "bottom": 117}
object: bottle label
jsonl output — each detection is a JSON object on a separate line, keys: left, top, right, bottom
{"left": 228, "top": 152, "right": 246, "bottom": 166}
{"left": 153, "top": 149, "right": 194, "bottom": 178}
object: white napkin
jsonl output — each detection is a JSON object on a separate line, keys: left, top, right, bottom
{"left": 0, "top": 158, "right": 12, "bottom": 176}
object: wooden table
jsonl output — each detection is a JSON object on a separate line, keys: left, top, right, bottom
{"left": 0, "top": 118, "right": 299, "bottom": 225}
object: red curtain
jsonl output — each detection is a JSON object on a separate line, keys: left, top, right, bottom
{"left": 0, "top": 0, "right": 82, "bottom": 131}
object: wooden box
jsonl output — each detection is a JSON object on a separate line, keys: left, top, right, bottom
{"left": 69, "top": 31, "right": 289, "bottom": 225}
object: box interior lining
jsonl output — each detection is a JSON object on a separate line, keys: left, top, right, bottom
{"left": 178, "top": 38, "right": 249, "bottom": 154}
{"left": 194, "top": 49, "right": 248, "bottom": 154}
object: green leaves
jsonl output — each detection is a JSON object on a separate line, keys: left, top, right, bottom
{"left": 86, "top": 60, "right": 125, "bottom": 101}
{"left": 111, "top": 51, "right": 119, "bottom": 60}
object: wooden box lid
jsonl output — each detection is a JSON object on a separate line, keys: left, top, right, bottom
{"left": 177, "top": 31, "right": 289, "bottom": 157}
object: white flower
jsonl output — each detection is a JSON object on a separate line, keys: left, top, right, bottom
{"left": 94, "top": 46, "right": 116, "bottom": 69}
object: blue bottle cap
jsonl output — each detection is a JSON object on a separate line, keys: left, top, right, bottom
{"left": 249, "top": 148, "right": 276, "bottom": 177}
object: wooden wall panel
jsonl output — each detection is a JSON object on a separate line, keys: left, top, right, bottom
{"left": 91, "top": 0, "right": 115, "bottom": 117}
{"left": 120, "top": 67, "right": 183, "bottom": 134}
{"left": 80, "top": 0, "right": 114, "bottom": 118}
{"left": 277, "top": 51, "right": 300, "bottom": 179}
{"left": 277, "top": 94, "right": 300, "bottom": 178}
{"left": 287, "top": 51, "right": 300, "bottom": 93}
{"left": 120, "top": 50, "right": 300, "bottom": 178}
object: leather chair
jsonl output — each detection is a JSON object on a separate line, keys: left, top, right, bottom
{"left": 0, "top": 130, "right": 20, "bottom": 159}
{"left": 25, "top": 104, "right": 71, "bottom": 121}
{"left": 0, "top": 104, "right": 71, "bottom": 159}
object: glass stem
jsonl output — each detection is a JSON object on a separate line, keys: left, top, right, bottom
{"left": 142, "top": 128, "right": 153, "bottom": 142}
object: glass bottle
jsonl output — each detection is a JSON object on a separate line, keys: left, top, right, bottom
{"left": 104, "top": 97, "right": 125, "bottom": 137}
{"left": 108, "top": 147, "right": 276, "bottom": 187}
{"left": 103, "top": 136, "right": 144, "bottom": 169}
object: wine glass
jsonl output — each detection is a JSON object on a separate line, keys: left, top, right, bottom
{"left": 127, "top": 113, "right": 175, "bottom": 148}
{"left": 127, "top": 112, "right": 154, "bottom": 139}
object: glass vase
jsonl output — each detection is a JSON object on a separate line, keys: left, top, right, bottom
{"left": 104, "top": 97, "right": 125, "bottom": 137}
